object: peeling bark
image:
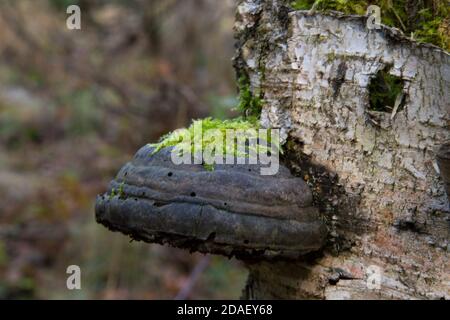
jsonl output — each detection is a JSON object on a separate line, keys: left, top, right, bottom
{"left": 235, "top": 0, "right": 449, "bottom": 300}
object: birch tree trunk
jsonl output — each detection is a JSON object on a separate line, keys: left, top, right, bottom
{"left": 234, "top": 0, "right": 450, "bottom": 300}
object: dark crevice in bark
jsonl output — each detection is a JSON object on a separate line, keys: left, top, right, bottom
{"left": 283, "top": 135, "right": 368, "bottom": 255}
{"left": 328, "top": 267, "right": 358, "bottom": 285}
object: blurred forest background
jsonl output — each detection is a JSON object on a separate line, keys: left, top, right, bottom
{"left": 0, "top": 0, "right": 248, "bottom": 299}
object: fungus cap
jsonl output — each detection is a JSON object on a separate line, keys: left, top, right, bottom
{"left": 95, "top": 145, "right": 327, "bottom": 259}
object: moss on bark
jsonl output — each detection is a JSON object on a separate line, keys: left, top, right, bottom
{"left": 290, "top": 0, "right": 449, "bottom": 50}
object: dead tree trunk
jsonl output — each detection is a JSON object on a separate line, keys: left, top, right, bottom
{"left": 235, "top": 0, "right": 449, "bottom": 299}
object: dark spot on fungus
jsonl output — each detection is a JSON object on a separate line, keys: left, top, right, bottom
{"left": 168, "top": 172, "right": 173, "bottom": 177}
{"left": 190, "top": 192, "right": 196, "bottom": 197}
{"left": 153, "top": 201, "right": 165, "bottom": 207}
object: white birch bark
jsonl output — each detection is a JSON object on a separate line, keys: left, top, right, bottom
{"left": 235, "top": 0, "right": 450, "bottom": 300}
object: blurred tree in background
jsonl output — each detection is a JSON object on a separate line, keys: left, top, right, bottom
{"left": 0, "top": 0, "right": 246, "bottom": 299}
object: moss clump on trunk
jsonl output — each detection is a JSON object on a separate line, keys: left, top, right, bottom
{"left": 149, "top": 57, "right": 270, "bottom": 168}
{"left": 149, "top": 117, "right": 280, "bottom": 170}
{"left": 237, "top": 75, "right": 263, "bottom": 118}
{"left": 290, "top": 0, "right": 449, "bottom": 51}
{"left": 151, "top": 117, "right": 259, "bottom": 153}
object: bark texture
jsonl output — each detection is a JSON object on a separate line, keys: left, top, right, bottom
{"left": 235, "top": 0, "right": 450, "bottom": 299}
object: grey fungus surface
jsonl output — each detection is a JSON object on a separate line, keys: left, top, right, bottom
{"left": 95, "top": 145, "right": 327, "bottom": 259}
{"left": 437, "top": 142, "right": 450, "bottom": 201}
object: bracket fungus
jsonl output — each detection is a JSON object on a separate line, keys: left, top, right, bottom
{"left": 95, "top": 145, "right": 327, "bottom": 260}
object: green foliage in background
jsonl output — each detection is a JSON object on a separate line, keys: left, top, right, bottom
{"left": 290, "top": 0, "right": 450, "bottom": 51}
{"left": 207, "top": 94, "right": 238, "bottom": 120}
{"left": 414, "top": 6, "right": 449, "bottom": 49}
{"left": 65, "top": 89, "right": 101, "bottom": 135}
{"left": 202, "top": 257, "right": 248, "bottom": 298}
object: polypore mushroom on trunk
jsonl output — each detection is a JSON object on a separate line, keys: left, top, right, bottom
{"left": 95, "top": 144, "right": 327, "bottom": 260}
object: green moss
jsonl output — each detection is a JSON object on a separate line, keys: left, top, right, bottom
{"left": 237, "top": 75, "right": 263, "bottom": 118}
{"left": 149, "top": 70, "right": 274, "bottom": 169}
{"left": 290, "top": 0, "right": 314, "bottom": 10}
{"left": 149, "top": 117, "right": 280, "bottom": 170}
{"left": 290, "top": 0, "right": 450, "bottom": 51}
{"left": 109, "top": 188, "right": 116, "bottom": 200}
{"left": 414, "top": 8, "right": 449, "bottom": 50}
{"left": 109, "top": 183, "right": 125, "bottom": 199}
{"left": 291, "top": 0, "right": 366, "bottom": 15}
{"left": 326, "top": 51, "right": 337, "bottom": 62}
{"left": 118, "top": 182, "right": 125, "bottom": 199}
